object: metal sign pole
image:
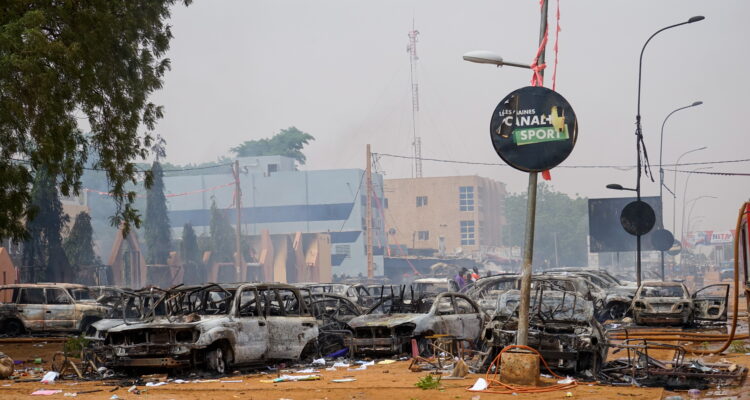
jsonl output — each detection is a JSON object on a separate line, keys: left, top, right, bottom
{"left": 516, "top": 0, "right": 547, "bottom": 347}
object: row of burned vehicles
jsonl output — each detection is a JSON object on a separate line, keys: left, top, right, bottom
{"left": 0, "top": 271, "right": 729, "bottom": 377}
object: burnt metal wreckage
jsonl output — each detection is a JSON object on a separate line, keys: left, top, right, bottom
{"left": 600, "top": 339, "right": 746, "bottom": 389}
{"left": 480, "top": 287, "right": 608, "bottom": 377}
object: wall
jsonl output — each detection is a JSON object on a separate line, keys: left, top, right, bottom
{"left": 383, "top": 176, "right": 506, "bottom": 255}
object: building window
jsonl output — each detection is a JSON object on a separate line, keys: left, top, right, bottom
{"left": 267, "top": 164, "right": 278, "bottom": 174}
{"left": 384, "top": 198, "right": 389, "bottom": 208}
{"left": 460, "top": 220, "right": 475, "bottom": 245}
{"left": 416, "top": 196, "right": 428, "bottom": 207}
{"left": 459, "top": 186, "right": 474, "bottom": 211}
{"left": 418, "top": 231, "right": 429, "bottom": 241}
{"left": 335, "top": 245, "right": 351, "bottom": 258}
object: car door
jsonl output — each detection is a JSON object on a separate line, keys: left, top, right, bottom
{"left": 232, "top": 286, "right": 268, "bottom": 363}
{"left": 263, "top": 288, "right": 317, "bottom": 359}
{"left": 44, "top": 288, "right": 77, "bottom": 330}
{"left": 17, "top": 288, "right": 46, "bottom": 331}
{"left": 453, "top": 295, "right": 483, "bottom": 341}
{"left": 430, "top": 294, "right": 463, "bottom": 337}
{"left": 692, "top": 284, "right": 730, "bottom": 321}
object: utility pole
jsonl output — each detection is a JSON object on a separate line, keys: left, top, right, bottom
{"left": 516, "top": 0, "right": 547, "bottom": 347}
{"left": 233, "top": 160, "right": 244, "bottom": 281}
{"left": 366, "top": 144, "right": 374, "bottom": 279}
{"left": 407, "top": 23, "right": 423, "bottom": 178}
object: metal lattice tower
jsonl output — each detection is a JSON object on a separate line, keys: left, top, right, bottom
{"left": 407, "top": 25, "right": 422, "bottom": 178}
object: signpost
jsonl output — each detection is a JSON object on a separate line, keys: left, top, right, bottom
{"left": 489, "top": 85, "right": 578, "bottom": 346}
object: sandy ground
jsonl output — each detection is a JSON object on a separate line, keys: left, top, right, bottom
{"left": 1, "top": 336, "right": 749, "bottom": 400}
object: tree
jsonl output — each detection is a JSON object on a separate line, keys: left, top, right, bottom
{"left": 0, "top": 1, "right": 191, "bottom": 242}
{"left": 209, "top": 199, "right": 235, "bottom": 263}
{"left": 144, "top": 161, "right": 171, "bottom": 264}
{"left": 22, "top": 170, "right": 70, "bottom": 282}
{"left": 180, "top": 223, "right": 204, "bottom": 284}
{"left": 231, "top": 127, "right": 315, "bottom": 165}
{"left": 64, "top": 212, "right": 98, "bottom": 277}
{"left": 504, "top": 183, "right": 589, "bottom": 268}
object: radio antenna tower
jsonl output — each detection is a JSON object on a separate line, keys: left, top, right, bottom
{"left": 407, "top": 23, "right": 422, "bottom": 178}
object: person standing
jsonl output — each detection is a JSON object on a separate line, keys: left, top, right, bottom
{"left": 454, "top": 268, "right": 467, "bottom": 289}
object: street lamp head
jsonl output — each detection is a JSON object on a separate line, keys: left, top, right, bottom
{"left": 462, "top": 50, "right": 504, "bottom": 66}
{"left": 687, "top": 16, "right": 706, "bottom": 23}
{"left": 691, "top": 101, "right": 703, "bottom": 106}
{"left": 606, "top": 184, "right": 624, "bottom": 190}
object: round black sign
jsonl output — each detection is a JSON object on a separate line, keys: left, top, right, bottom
{"left": 667, "top": 240, "right": 682, "bottom": 256}
{"left": 651, "top": 229, "right": 675, "bottom": 252}
{"left": 620, "top": 200, "right": 656, "bottom": 236}
{"left": 489, "top": 86, "right": 578, "bottom": 172}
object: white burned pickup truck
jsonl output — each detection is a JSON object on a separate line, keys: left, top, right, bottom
{"left": 94, "top": 283, "right": 319, "bottom": 373}
{"left": 0, "top": 283, "right": 109, "bottom": 336}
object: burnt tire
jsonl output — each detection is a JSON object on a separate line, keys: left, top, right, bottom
{"left": 79, "top": 317, "right": 100, "bottom": 333}
{"left": 416, "top": 337, "right": 433, "bottom": 357}
{"left": 3, "top": 319, "right": 24, "bottom": 336}
{"left": 207, "top": 345, "right": 231, "bottom": 375}
{"left": 607, "top": 303, "right": 628, "bottom": 320}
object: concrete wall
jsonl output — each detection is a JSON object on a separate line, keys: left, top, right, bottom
{"left": 383, "top": 176, "right": 506, "bottom": 255}
{"left": 161, "top": 157, "right": 385, "bottom": 278}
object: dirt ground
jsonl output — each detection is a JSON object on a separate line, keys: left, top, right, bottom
{"left": 1, "top": 336, "right": 749, "bottom": 400}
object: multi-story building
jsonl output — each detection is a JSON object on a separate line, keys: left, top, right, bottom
{"left": 383, "top": 176, "right": 506, "bottom": 255}
{"left": 161, "top": 156, "right": 386, "bottom": 279}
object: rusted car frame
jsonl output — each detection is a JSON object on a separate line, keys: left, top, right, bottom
{"left": 101, "top": 283, "right": 319, "bottom": 373}
{"left": 0, "top": 283, "right": 109, "bottom": 336}
{"left": 631, "top": 281, "right": 729, "bottom": 326}
{"left": 346, "top": 292, "right": 484, "bottom": 356}
{"left": 481, "top": 289, "right": 607, "bottom": 375}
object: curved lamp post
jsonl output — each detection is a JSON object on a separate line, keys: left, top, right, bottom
{"left": 633, "top": 15, "right": 705, "bottom": 287}
{"left": 658, "top": 101, "right": 702, "bottom": 280}
{"left": 672, "top": 146, "right": 707, "bottom": 234}
{"left": 680, "top": 168, "right": 713, "bottom": 244}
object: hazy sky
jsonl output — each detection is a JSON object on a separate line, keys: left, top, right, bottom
{"left": 149, "top": 0, "right": 750, "bottom": 235}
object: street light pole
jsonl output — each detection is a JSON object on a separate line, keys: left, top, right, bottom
{"left": 680, "top": 168, "right": 712, "bottom": 245}
{"left": 658, "top": 101, "right": 702, "bottom": 280}
{"left": 635, "top": 15, "right": 704, "bottom": 287}
{"left": 672, "top": 147, "right": 707, "bottom": 234}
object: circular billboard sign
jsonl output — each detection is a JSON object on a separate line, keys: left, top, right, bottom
{"left": 667, "top": 240, "right": 682, "bottom": 256}
{"left": 620, "top": 200, "right": 656, "bottom": 236}
{"left": 651, "top": 229, "right": 675, "bottom": 252}
{"left": 489, "top": 86, "right": 578, "bottom": 172}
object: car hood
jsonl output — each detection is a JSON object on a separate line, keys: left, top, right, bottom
{"left": 106, "top": 315, "right": 226, "bottom": 333}
{"left": 347, "top": 313, "right": 425, "bottom": 329}
{"left": 91, "top": 318, "right": 125, "bottom": 332}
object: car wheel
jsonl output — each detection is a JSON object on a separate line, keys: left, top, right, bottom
{"left": 608, "top": 303, "right": 628, "bottom": 320}
{"left": 3, "top": 319, "right": 24, "bottom": 336}
{"left": 416, "top": 337, "right": 433, "bottom": 357}
{"left": 207, "top": 346, "right": 229, "bottom": 374}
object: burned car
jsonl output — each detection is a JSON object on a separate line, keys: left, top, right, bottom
{"left": 100, "top": 283, "right": 319, "bottom": 373}
{"left": 0, "top": 283, "right": 109, "bottom": 336}
{"left": 481, "top": 289, "right": 607, "bottom": 375}
{"left": 346, "top": 292, "right": 484, "bottom": 356}
{"left": 411, "top": 277, "right": 460, "bottom": 295}
{"left": 306, "top": 293, "right": 362, "bottom": 355}
{"left": 631, "top": 281, "right": 729, "bottom": 326}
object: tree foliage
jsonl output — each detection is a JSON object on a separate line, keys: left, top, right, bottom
{"left": 63, "top": 211, "right": 98, "bottom": 273}
{"left": 144, "top": 161, "right": 171, "bottom": 264}
{"left": 0, "top": 1, "right": 191, "bottom": 241}
{"left": 22, "top": 170, "right": 70, "bottom": 281}
{"left": 231, "top": 127, "right": 314, "bottom": 165}
{"left": 209, "top": 199, "right": 235, "bottom": 263}
{"left": 504, "top": 183, "right": 589, "bottom": 268}
{"left": 180, "top": 223, "right": 204, "bottom": 284}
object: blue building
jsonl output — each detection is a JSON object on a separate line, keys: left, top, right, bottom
{"left": 162, "top": 156, "right": 386, "bottom": 278}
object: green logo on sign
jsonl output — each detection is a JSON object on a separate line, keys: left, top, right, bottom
{"left": 513, "top": 125, "right": 570, "bottom": 146}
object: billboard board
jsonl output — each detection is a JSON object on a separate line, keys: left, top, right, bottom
{"left": 588, "top": 196, "right": 663, "bottom": 253}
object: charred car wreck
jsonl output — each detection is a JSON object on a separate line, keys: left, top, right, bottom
{"left": 94, "top": 283, "right": 318, "bottom": 373}
{"left": 346, "top": 292, "right": 484, "bottom": 356}
{"left": 631, "top": 281, "right": 729, "bottom": 326}
{"left": 481, "top": 289, "right": 607, "bottom": 376}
